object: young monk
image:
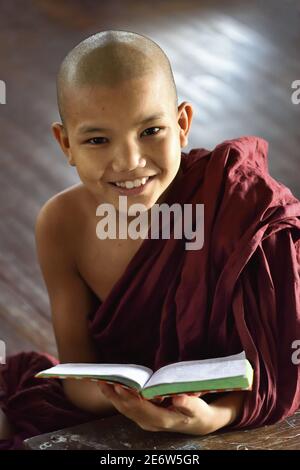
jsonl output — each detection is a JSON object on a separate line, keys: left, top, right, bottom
{"left": 1, "top": 30, "right": 300, "bottom": 449}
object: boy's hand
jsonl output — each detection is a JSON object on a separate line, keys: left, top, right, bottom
{"left": 97, "top": 382, "right": 218, "bottom": 435}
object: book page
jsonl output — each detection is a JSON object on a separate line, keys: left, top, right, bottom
{"left": 37, "top": 363, "right": 153, "bottom": 388}
{"left": 145, "top": 351, "right": 247, "bottom": 388}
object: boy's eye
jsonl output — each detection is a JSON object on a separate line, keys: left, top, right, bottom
{"left": 86, "top": 137, "right": 107, "bottom": 145}
{"left": 85, "top": 127, "right": 161, "bottom": 145}
{"left": 141, "top": 127, "right": 161, "bottom": 137}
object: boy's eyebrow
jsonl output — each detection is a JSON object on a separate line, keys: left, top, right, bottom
{"left": 76, "top": 113, "right": 167, "bottom": 134}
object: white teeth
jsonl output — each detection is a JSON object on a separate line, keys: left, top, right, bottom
{"left": 114, "top": 177, "right": 149, "bottom": 189}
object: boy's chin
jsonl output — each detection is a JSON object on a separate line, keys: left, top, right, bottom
{"left": 113, "top": 200, "right": 157, "bottom": 215}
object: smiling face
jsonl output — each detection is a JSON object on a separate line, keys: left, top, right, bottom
{"left": 52, "top": 71, "right": 193, "bottom": 217}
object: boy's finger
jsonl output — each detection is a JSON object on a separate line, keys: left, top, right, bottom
{"left": 150, "top": 396, "right": 165, "bottom": 404}
{"left": 170, "top": 395, "right": 197, "bottom": 417}
{"left": 97, "top": 382, "right": 115, "bottom": 397}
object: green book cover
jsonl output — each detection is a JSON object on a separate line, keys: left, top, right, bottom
{"left": 35, "top": 351, "right": 253, "bottom": 400}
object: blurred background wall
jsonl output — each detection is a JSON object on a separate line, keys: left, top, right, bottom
{"left": 0, "top": 0, "right": 299, "bottom": 357}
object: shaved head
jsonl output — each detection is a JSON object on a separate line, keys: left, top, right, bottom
{"left": 57, "top": 30, "right": 178, "bottom": 126}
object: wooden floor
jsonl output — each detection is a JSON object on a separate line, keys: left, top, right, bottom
{"left": 0, "top": 0, "right": 299, "bottom": 358}
{"left": 23, "top": 411, "right": 300, "bottom": 450}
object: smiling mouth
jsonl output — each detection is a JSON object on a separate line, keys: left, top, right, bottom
{"left": 108, "top": 175, "right": 156, "bottom": 194}
{"left": 109, "top": 175, "right": 156, "bottom": 187}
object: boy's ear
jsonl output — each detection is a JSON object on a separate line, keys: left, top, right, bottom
{"left": 177, "top": 101, "right": 193, "bottom": 148}
{"left": 51, "top": 122, "right": 76, "bottom": 166}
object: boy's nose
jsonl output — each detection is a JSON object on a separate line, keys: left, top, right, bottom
{"left": 111, "top": 143, "right": 145, "bottom": 173}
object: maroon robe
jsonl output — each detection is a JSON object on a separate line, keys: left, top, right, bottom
{"left": 1, "top": 136, "right": 300, "bottom": 449}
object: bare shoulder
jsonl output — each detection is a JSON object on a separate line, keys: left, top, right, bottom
{"left": 34, "top": 183, "right": 92, "bottom": 276}
{"left": 35, "top": 183, "right": 86, "bottom": 229}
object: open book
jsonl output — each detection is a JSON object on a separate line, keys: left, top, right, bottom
{"left": 35, "top": 351, "right": 253, "bottom": 400}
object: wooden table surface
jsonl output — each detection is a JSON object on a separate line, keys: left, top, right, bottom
{"left": 23, "top": 411, "right": 300, "bottom": 450}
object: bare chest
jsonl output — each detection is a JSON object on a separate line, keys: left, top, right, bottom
{"left": 76, "top": 233, "right": 144, "bottom": 303}
{"left": 68, "top": 185, "right": 146, "bottom": 303}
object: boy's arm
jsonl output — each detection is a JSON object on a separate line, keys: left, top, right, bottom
{"left": 206, "top": 391, "right": 245, "bottom": 433}
{"left": 35, "top": 195, "right": 117, "bottom": 417}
